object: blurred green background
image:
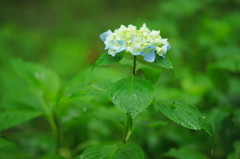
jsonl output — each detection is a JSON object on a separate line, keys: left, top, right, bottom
{"left": 0, "top": 0, "right": 240, "bottom": 159}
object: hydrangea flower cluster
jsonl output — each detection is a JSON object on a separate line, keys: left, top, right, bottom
{"left": 100, "top": 24, "right": 170, "bottom": 62}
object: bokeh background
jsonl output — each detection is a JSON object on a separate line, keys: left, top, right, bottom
{"left": 0, "top": 0, "right": 240, "bottom": 159}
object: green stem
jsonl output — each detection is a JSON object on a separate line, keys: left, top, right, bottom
{"left": 36, "top": 94, "right": 57, "bottom": 133}
{"left": 133, "top": 56, "right": 137, "bottom": 76}
{"left": 36, "top": 93, "right": 61, "bottom": 155}
{"left": 123, "top": 56, "right": 137, "bottom": 143}
{"left": 123, "top": 113, "right": 133, "bottom": 143}
{"left": 54, "top": 113, "right": 62, "bottom": 155}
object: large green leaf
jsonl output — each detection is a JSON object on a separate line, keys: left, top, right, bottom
{"left": 91, "top": 53, "right": 123, "bottom": 71}
{"left": 154, "top": 100, "right": 213, "bottom": 135}
{"left": 0, "top": 110, "right": 42, "bottom": 131}
{"left": 11, "top": 59, "right": 60, "bottom": 98}
{"left": 79, "top": 143, "right": 144, "bottom": 159}
{"left": 164, "top": 147, "right": 209, "bottom": 159}
{"left": 109, "top": 77, "right": 154, "bottom": 117}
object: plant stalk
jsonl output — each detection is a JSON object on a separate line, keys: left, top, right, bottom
{"left": 123, "top": 113, "right": 133, "bottom": 143}
{"left": 54, "top": 113, "right": 62, "bottom": 155}
{"left": 133, "top": 56, "right": 137, "bottom": 76}
{"left": 36, "top": 93, "right": 62, "bottom": 155}
{"left": 122, "top": 55, "right": 137, "bottom": 143}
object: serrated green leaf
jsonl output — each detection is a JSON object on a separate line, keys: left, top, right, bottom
{"left": 0, "top": 110, "right": 42, "bottom": 131}
{"left": 154, "top": 100, "right": 213, "bottom": 135}
{"left": 91, "top": 53, "right": 123, "bottom": 72}
{"left": 11, "top": 59, "right": 60, "bottom": 98}
{"left": 109, "top": 77, "right": 154, "bottom": 117}
{"left": 164, "top": 147, "right": 209, "bottom": 159}
{"left": 79, "top": 143, "right": 144, "bottom": 159}
{"left": 154, "top": 56, "right": 173, "bottom": 69}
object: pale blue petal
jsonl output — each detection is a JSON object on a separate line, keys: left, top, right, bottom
{"left": 118, "top": 40, "right": 125, "bottom": 47}
{"left": 108, "top": 49, "right": 117, "bottom": 56}
{"left": 161, "top": 46, "right": 169, "bottom": 56}
{"left": 166, "top": 42, "right": 171, "bottom": 50}
{"left": 140, "top": 46, "right": 155, "bottom": 55}
{"left": 132, "top": 51, "right": 140, "bottom": 55}
{"left": 116, "top": 49, "right": 124, "bottom": 53}
{"left": 131, "top": 36, "right": 135, "bottom": 43}
{"left": 107, "top": 40, "right": 126, "bottom": 55}
{"left": 109, "top": 40, "right": 118, "bottom": 50}
{"left": 140, "top": 46, "right": 156, "bottom": 62}
{"left": 162, "top": 49, "right": 167, "bottom": 55}
{"left": 104, "top": 44, "right": 109, "bottom": 50}
{"left": 143, "top": 52, "right": 155, "bottom": 62}
{"left": 115, "top": 49, "right": 123, "bottom": 53}
{"left": 116, "top": 40, "right": 127, "bottom": 53}
{"left": 132, "top": 47, "right": 142, "bottom": 55}
{"left": 100, "top": 30, "right": 112, "bottom": 42}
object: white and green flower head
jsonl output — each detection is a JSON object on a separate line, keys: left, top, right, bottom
{"left": 100, "top": 23, "right": 170, "bottom": 62}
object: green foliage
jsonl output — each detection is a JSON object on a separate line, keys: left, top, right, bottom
{"left": 207, "top": 67, "right": 230, "bottom": 93}
{"left": 91, "top": 53, "right": 123, "bottom": 72}
{"left": 63, "top": 80, "right": 111, "bottom": 100}
{"left": 0, "top": 138, "right": 16, "bottom": 147}
{"left": 140, "top": 67, "right": 161, "bottom": 83}
{"left": 109, "top": 77, "right": 154, "bottom": 117}
{"left": 0, "top": 110, "right": 42, "bottom": 131}
{"left": 119, "top": 56, "right": 145, "bottom": 70}
{"left": 41, "top": 154, "right": 65, "bottom": 159}
{"left": 79, "top": 143, "right": 144, "bottom": 159}
{"left": 228, "top": 141, "right": 240, "bottom": 159}
{"left": 11, "top": 59, "right": 60, "bottom": 98}
{"left": 154, "top": 100, "right": 213, "bottom": 135}
{"left": 164, "top": 147, "right": 209, "bottom": 159}
{"left": 154, "top": 56, "right": 173, "bottom": 70}
{"left": 207, "top": 106, "right": 231, "bottom": 133}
